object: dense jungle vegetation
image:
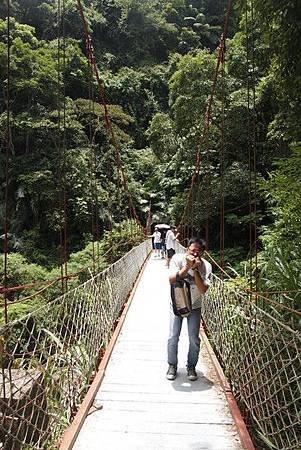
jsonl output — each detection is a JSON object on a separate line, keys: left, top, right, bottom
{"left": 0, "top": 0, "right": 300, "bottom": 323}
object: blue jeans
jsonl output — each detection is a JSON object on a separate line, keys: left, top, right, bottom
{"left": 167, "top": 306, "right": 201, "bottom": 368}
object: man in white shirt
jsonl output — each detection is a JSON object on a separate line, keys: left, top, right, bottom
{"left": 166, "top": 237, "right": 212, "bottom": 381}
{"left": 150, "top": 227, "right": 162, "bottom": 258}
{"left": 165, "top": 226, "right": 179, "bottom": 267}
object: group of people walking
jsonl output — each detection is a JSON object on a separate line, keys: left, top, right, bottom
{"left": 150, "top": 226, "right": 212, "bottom": 382}
{"left": 150, "top": 226, "right": 179, "bottom": 267}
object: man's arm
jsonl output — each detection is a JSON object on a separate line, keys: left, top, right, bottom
{"left": 169, "top": 257, "right": 210, "bottom": 294}
{"left": 169, "top": 255, "right": 195, "bottom": 283}
{"left": 194, "top": 260, "right": 212, "bottom": 293}
{"left": 193, "top": 270, "right": 209, "bottom": 294}
{"left": 169, "top": 264, "right": 190, "bottom": 283}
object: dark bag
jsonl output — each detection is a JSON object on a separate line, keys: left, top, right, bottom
{"left": 170, "top": 272, "right": 192, "bottom": 317}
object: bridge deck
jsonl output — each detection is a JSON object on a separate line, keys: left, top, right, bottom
{"left": 73, "top": 254, "right": 244, "bottom": 450}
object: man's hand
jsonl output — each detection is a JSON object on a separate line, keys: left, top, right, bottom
{"left": 185, "top": 255, "right": 200, "bottom": 270}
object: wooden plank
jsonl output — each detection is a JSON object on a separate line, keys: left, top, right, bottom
{"left": 75, "top": 430, "right": 242, "bottom": 450}
{"left": 59, "top": 253, "right": 151, "bottom": 449}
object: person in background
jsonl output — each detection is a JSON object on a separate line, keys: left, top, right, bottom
{"left": 160, "top": 230, "right": 167, "bottom": 259}
{"left": 166, "top": 237, "right": 212, "bottom": 381}
{"left": 165, "top": 226, "right": 179, "bottom": 268}
{"left": 150, "top": 227, "right": 162, "bottom": 258}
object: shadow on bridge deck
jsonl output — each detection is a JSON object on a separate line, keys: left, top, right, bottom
{"left": 66, "top": 254, "right": 248, "bottom": 450}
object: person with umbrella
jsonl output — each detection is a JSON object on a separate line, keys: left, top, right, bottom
{"left": 150, "top": 227, "right": 162, "bottom": 258}
{"left": 155, "top": 224, "right": 170, "bottom": 259}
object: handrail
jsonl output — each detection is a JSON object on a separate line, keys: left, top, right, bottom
{"left": 0, "top": 240, "right": 152, "bottom": 449}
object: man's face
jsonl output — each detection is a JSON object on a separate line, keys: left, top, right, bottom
{"left": 187, "top": 243, "right": 202, "bottom": 258}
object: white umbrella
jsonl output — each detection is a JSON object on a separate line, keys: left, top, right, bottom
{"left": 155, "top": 223, "right": 170, "bottom": 229}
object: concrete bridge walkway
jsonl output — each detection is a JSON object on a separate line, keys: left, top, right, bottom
{"left": 72, "top": 254, "right": 246, "bottom": 450}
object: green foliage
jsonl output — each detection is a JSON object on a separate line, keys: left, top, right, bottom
{"left": 261, "top": 144, "right": 301, "bottom": 254}
{"left": 0, "top": 296, "right": 45, "bottom": 324}
{"left": 169, "top": 50, "right": 215, "bottom": 134}
{"left": 101, "top": 219, "right": 146, "bottom": 263}
{"left": 66, "top": 242, "right": 108, "bottom": 285}
{"left": 0, "top": 253, "right": 48, "bottom": 298}
{"left": 1, "top": 1, "right": 300, "bottom": 332}
{"left": 103, "top": 65, "right": 169, "bottom": 147}
{"left": 259, "top": 144, "right": 301, "bottom": 306}
{"left": 260, "top": 247, "right": 301, "bottom": 303}
{"left": 147, "top": 113, "right": 179, "bottom": 160}
{"left": 0, "top": 252, "right": 48, "bottom": 323}
{"left": 252, "top": 0, "right": 301, "bottom": 96}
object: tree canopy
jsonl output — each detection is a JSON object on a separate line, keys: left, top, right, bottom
{"left": 0, "top": 0, "right": 300, "bottom": 319}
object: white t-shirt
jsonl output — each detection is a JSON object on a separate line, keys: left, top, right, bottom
{"left": 165, "top": 230, "right": 177, "bottom": 250}
{"left": 169, "top": 253, "right": 212, "bottom": 309}
{"left": 152, "top": 231, "right": 161, "bottom": 244}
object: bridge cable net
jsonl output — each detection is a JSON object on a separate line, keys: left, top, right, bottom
{"left": 0, "top": 0, "right": 147, "bottom": 308}
{"left": 203, "top": 274, "right": 301, "bottom": 450}
{"left": 175, "top": 239, "right": 301, "bottom": 450}
{"left": 0, "top": 240, "right": 151, "bottom": 449}
{"left": 0, "top": 2, "right": 152, "bottom": 448}
{"left": 175, "top": 0, "right": 301, "bottom": 447}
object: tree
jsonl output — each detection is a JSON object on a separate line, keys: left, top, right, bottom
{"left": 259, "top": 143, "right": 301, "bottom": 316}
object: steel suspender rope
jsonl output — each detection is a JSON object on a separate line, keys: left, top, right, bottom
{"left": 76, "top": 0, "right": 144, "bottom": 233}
{"left": 177, "top": 0, "right": 233, "bottom": 243}
{"left": 57, "top": 0, "right": 68, "bottom": 294}
{"left": 3, "top": 0, "right": 11, "bottom": 326}
{"left": 220, "top": 42, "right": 226, "bottom": 277}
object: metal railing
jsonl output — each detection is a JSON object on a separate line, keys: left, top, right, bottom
{"left": 203, "top": 278, "right": 301, "bottom": 450}
{"left": 1, "top": 240, "right": 300, "bottom": 449}
{"left": 176, "top": 241, "right": 300, "bottom": 449}
{"left": 0, "top": 240, "right": 151, "bottom": 449}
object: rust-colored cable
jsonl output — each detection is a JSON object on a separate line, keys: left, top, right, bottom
{"left": 3, "top": 1, "right": 11, "bottom": 325}
{"left": 251, "top": 0, "right": 258, "bottom": 295}
{"left": 90, "top": 98, "right": 102, "bottom": 271}
{"left": 245, "top": 0, "right": 253, "bottom": 308}
{"left": 88, "top": 51, "right": 96, "bottom": 273}
{"left": 2, "top": 4, "right": 13, "bottom": 399}
{"left": 220, "top": 48, "right": 226, "bottom": 276}
{"left": 204, "top": 133, "right": 211, "bottom": 249}
{"left": 246, "top": 0, "right": 258, "bottom": 303}
{"left": 62, "top": 0, "right": 68, "bottom": 293}
{"left": 76, "top": 0, "right": 144, "bottom": 233}
{"left": 177, "top": 0, "right": 233, "bottom": 236}
{"left": 0, "top": 270, "right": 85, "bottom": 297}
{"left": 204, "top": 252, "right": 301, "bottom": 317}
{"left": 92, "top": 98, "right": 101, "bottom": 271}
{"left": 57, "top": 0, "right": 68, "bottom": 295}
{"left": 0, "top": 240, "right": 132, "bottom": 300}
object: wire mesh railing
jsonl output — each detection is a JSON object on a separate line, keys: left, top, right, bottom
{"left": 203, "top": 277, "right": 301, "bottom": 450}
{"left": 0, "top": 240, "right": 151, "bottom": 450}
{"left": 176, "top": 241, "right": 300, "bottom": 449}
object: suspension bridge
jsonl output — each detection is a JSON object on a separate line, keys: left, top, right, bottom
{"left": 1, "top": 241, "right": 300, "bottom": 449}
{"left": 1, "top": 0, "right": 301, "bottom": 449}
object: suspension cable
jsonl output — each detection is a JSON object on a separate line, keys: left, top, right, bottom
{"left": 76, "top": 0, "right": 144, "bottom": 232}
{"left": 88, "top": 49, "right": 96, "bottom": 273}
{"left": 3, "top": 0, "right": 12, "bottom": 325}
{"left": 246, "top": 0, "right": 258, "bottom": 296}
{"left": 251, "top": 0, "right": 258, "bottom": 294}
{"left": 219, "top": 43, "right": 226, "bottom": 275}
{"left": 177, "top": 0, "right": 233, "bottom": 237}
{"left": 57, "top": 0, "right": 68, "bottom": 294}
